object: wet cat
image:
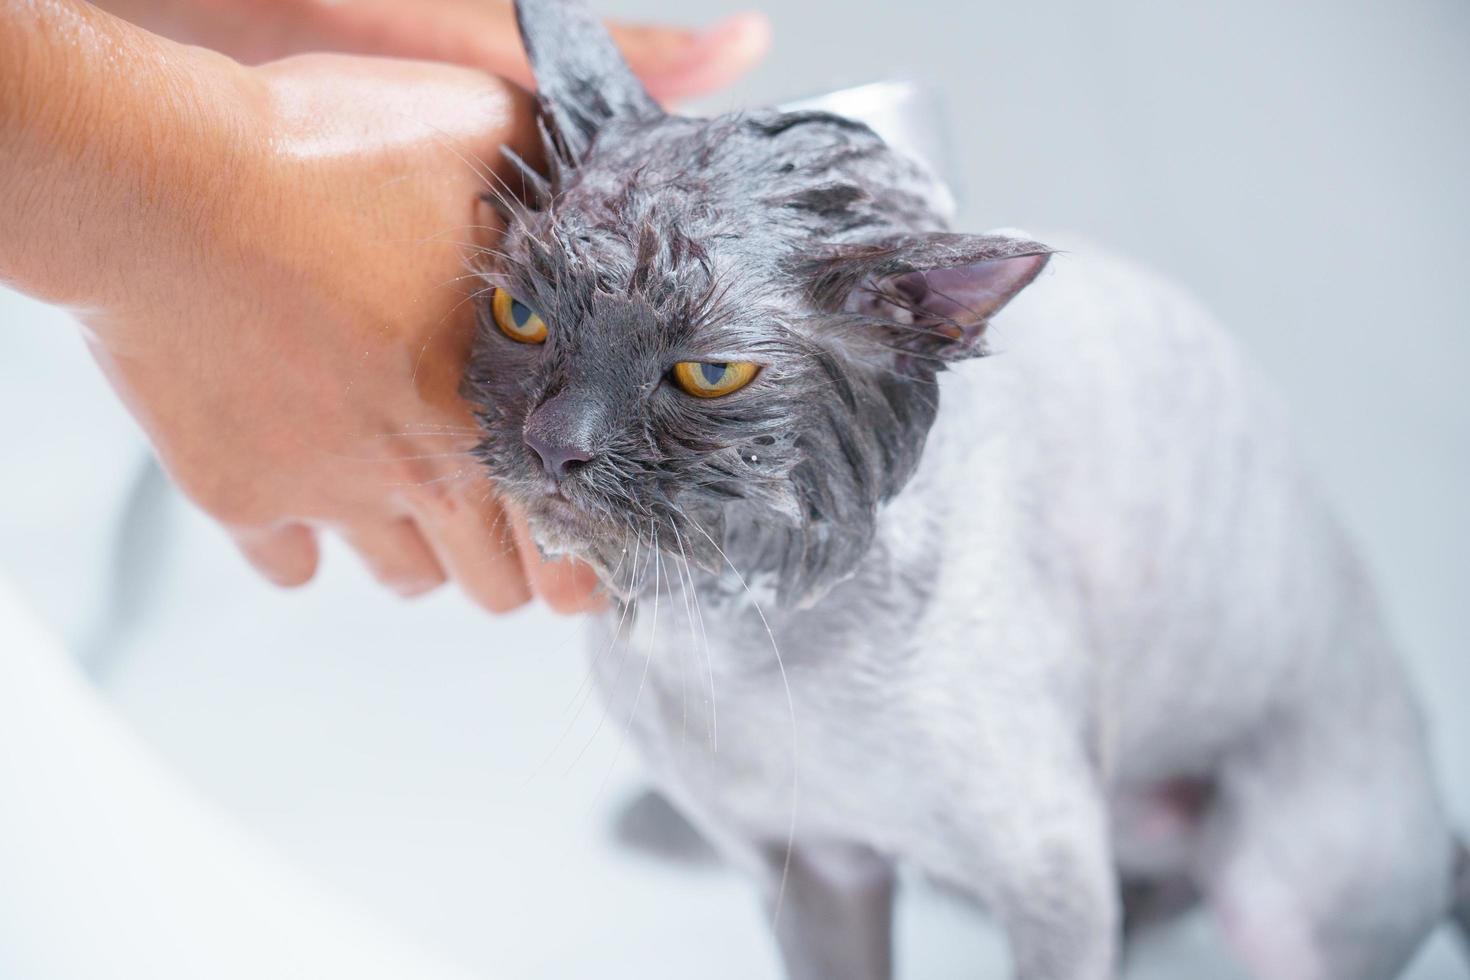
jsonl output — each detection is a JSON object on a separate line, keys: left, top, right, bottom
{"left": 464, "top": 1, "right": 1470, "bottom": 977}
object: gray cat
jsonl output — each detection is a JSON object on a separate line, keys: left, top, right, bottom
{"left": 464, "top": 1, "right": 1470, "bottom": 977}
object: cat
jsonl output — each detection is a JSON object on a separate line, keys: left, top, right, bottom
{"left": 463, "top": 1, "right": 1470, "bottom": 977}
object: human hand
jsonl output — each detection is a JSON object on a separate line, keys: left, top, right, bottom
{"left": 4, "top": 0, "right": 770, "bottom": 614}
{"left": 5, "top": 2, "right": 693, "bottom": 612}
{"left": 95, "top": 55, "right": 614, "bottom": 611}
{"left": 93, "top": 0, "right": 771, "bottom": 103}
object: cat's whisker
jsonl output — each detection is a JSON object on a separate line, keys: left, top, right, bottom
{"left": 379, "top": 467, "right": 482, "bottom": 490}
{"left": 378, "top": 110, "right": 498, "bottom": 196}
{"left": 554, "top": 532, "right": 636, "bottom": 719}
{"left": 405, "top": 280, "right": 496, "bottom": 391}
{"left": 669, "top": 526, "right": 695, "bottom": 758}
{"left": 678, "top": 509, "right": 799, "bottom": 929}
{"left": 671, "top": 522, "right": 717, "bottom": 753}
{"left": 418, "top": 281, "right": 505, "bottom": 345}
{"left": 413, "top": 223, "right": 517, "bottom": 245}
{"left": 319, "top": 449, "right": 482, "bottom": 464}
{"left": 522, "top": 540, "right": 637, "bottom": 787}
{"left": 597, "top": 523, "right": 663, "bottom": 800}
{"left": 669, "top": 515, "right": 717, "bottom": 756}
{"left": 362, "top": 425, "right": 483, "bottom": 437}
{"left": 563, "top": 525, "right": 655, "bottom": 777}
{"left": 375, "top": 236, "right": 510, "bottom": 261}
{"left": 434, "top": 269, "right": 503, "bottom": 290}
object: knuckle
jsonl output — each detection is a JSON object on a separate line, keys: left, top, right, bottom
{"left": 413, "top": 479, "right": 459, "bottom": 511}
{"left": 408, "top": 478, "right": 466, "bottom": 516}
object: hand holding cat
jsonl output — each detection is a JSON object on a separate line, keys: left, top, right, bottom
{"left": 0, "top": 0, "right": 767, "bottom": 613}
{"left": 91, "top": 0, "right": 771, "bottom": 103}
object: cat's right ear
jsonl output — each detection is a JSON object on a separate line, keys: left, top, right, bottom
{"left": 513, "top": 0, "right": 663, "bottom": 161}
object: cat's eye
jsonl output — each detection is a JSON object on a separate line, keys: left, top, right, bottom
{"left": 671, "top": 361, "right": 759, "bottom": 398}
{"left": 491, "top": 287, "right": 548, "bottom": 344}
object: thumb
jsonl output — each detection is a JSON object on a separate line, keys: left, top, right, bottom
{"left": 607, "top": 12, "right": 772, "bottom": 102}
{"left": 307, "top": 1, "right": 770, "bottom": 103}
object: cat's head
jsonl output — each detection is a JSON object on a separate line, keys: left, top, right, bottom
{"left": 465, "top": 0, "right": 1049, "bottom": 605}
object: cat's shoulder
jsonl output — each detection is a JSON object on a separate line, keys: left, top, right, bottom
{"left": 978, "top": 230, "right": 1248, "bottom": 384}
{"left": 1000, "top": 231, "right": 1222, "bottom": 334}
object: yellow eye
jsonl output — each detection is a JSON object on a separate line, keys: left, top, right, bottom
{"left": 671, "top": 361, "right": 759, "bottom": 398}
{"left": 491, "top": 287, "right": 548, "bottom": 344}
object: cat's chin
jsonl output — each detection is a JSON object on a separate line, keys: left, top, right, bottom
{"left": 522, "top": 497, "right": 600, "bottom": 557}
{"left": 519, "top": 494, "right": 632, "bottom": 591}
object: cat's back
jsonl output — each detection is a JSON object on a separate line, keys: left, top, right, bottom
{"left": 927, "top": 232, "right": 1298, "bottom": 543}
{"left": 908, "top": 237, "right": 1367, "bottom": 765}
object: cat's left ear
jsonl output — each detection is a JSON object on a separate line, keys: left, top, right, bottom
{"left": 805, "top": 232, "right": 1051, "bottom": 362}
{"left": 513, "top": 0, "right": 662, "bottom": 160}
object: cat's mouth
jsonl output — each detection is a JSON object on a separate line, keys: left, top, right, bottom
{"left": 521, "top": 487, "right": 598, "bottom": 545}
{"left": 535, "top": 490, "right": 590, "bottom": 528}
{"left": 491, "top": 457, "right": 724, "bottom": 596}
{"left": 514, "top": 482, "right": 634, "bottom": 584}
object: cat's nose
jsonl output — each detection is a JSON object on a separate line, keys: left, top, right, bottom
{"left": 526, "top": 433, "right": 592, "bottom": 482}
{"left": 523, "top": 389, "right": 603, "bottom": 483}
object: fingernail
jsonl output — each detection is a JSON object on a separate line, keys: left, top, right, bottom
{"left": 392, "top": 577, "right": 442, "bottom": 598}
{"left": 682, "top": 12, "right": 770, "bottom": 71}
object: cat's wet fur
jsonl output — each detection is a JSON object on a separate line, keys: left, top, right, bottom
{"left": 463, "top": 2, "right": 1470, "bottom": 978}
{"left": 465, "top": 5, "right": 1045, "bottom": 606}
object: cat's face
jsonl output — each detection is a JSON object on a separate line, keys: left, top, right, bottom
{"left": 464, "top": 0, "right": 1049, "bottom": 603}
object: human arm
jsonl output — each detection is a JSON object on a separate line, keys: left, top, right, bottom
{"left": 91, "top": 0, "right": 770, "bottom": 101}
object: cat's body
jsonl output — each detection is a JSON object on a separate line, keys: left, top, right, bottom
{"left": 594, "top": 240, "right": 1454, "bottom": 980}
{"left": 466, "top": 2, "right": 1468, "bottom": 976}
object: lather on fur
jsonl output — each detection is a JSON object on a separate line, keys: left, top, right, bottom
{"left": 463, "top": 2, "right": 1470, "bottom": 976}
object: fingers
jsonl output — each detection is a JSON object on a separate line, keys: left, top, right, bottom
{"left": 507, "top": 507, "right": 605, "bottom": 615}
{"left": 233, "top": 523, "right": 320, "bottom": 587}
{"left": 409, "top": 488, "right": 534, "bottom": 614}
{"left": 607, "top": 12, "right": 772, "bottom": 102}
{"left": 340, "top": 518, "right": 447, "bottom": 597}
{"left": 349, "top": 2, "right": 771, "bottom": 103}
{"left": 229, "top": 499, "right": 599, "bottom": 616}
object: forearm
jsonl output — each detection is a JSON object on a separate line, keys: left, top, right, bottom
{"left": 0, "top": 0, "right": 267, "bottom": 311}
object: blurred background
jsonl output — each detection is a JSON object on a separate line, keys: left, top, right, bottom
{"left": 1, "top": 0, "right": 1467, "bottom": 976}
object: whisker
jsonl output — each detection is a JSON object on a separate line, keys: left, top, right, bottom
{"left": 563, "top": 527, "right": 655, "bottom": 776}
{"left": 522, "top": 547, "right": 637, "bottom": 787}
{"left": 318, "top": 449, "right": 482, "bottom": 464}
{"left": 678, "top": 508, "right": 799, "bottom": 929}
{"left": 557, "top": 533, "right": 637, "bottom": 717}
{"left": 671, "top": 522, "right": 717, "bottom": 752}
{"left": 378, "top": 468, "right": 481, "bottom": 490}
{"left": 362, "top": 425, "right": 483, "bottom": 437}
{"left": 378, "top": 110, "right": 498, "bottom": 194}
{"left": 670, "top": 529, "right": 694, "bottom": 757}
{"left": 598, "top": 523, "right": 662, "bottom": 800}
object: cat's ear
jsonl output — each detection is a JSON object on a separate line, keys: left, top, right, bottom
{"left": 805, "top": 232, "right": 1051, "bottom": 363}
{"left": 513, "top": 0, "right": 662, "bottom": 161}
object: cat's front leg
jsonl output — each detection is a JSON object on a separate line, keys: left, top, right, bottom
{"left": 645, "top": 786, "right": 895, "bottom": 979}
{"left": 959, "top": 770, "right": 1120, "bottom": 980}
{"left": 760, "top": 840, "right": 896, "bottom": 980}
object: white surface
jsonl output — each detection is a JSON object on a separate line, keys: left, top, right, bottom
{"left": 0, "top": 579, "right": 477, "bottom": 980}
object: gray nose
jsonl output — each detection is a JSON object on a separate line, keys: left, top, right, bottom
{"left": 523, "top": 388, "right": 603, "bottom": 482}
